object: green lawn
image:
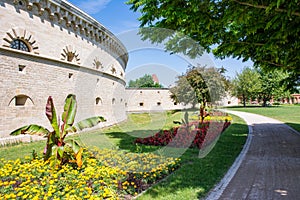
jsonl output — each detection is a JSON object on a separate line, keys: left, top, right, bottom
{"left": 136, "top": 114, "right": 247, "bottom": 199}
{"left": 226, "top": 105, "right": 300, "bottom": 132}
{"left": 0, "top": 110, "right": 248, "bottom": 199}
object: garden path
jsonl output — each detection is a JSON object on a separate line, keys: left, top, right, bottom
{"left": 206, "top": 110, "right": 300, "bottom": 200}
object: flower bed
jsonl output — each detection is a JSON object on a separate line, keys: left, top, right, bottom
{"left": 135, "top": 115, "right": 232, "bottom": 149}
{"left": 0, "top": 149, "right": 180, "bottom": 199}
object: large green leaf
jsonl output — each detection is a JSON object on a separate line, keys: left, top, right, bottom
{"left": 67, "top": 116, "right": 106, "bottom": 133}
{"left": 65, "top": 139, "right": 81, "bottom": 154}
{"left": 49, "top": 145, "right": 62, "bottom": 167}
{"left": 61, "top": 94, "right": 77, "bottom": 137}
{"left": 10, "top": 124, "right": 49, "bottom": 136}
{"left": 45, "top": 96, "right": 60, "bottom": 137}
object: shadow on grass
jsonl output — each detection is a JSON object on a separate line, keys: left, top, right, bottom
{"left": 285, "top": 123, "right": 300, "bottom": 134}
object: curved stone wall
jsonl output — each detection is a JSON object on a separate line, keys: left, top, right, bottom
{"left": 0, "top": 0, "right": 128, "bottom": 137}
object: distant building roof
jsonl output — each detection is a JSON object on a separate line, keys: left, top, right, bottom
{"left": 152, "top": 74, "right": 159, "bottom": 83}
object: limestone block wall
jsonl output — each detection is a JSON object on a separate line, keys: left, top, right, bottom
{"left": 0, "top": 0, "right": 128, "bottom": 137}
{"left": 125, "top": 88, "right": 190, "bottom": 112}
{"left": 216, "top": 94, "right": 239, "bottom": 107}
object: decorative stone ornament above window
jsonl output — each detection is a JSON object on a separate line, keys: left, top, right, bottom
{"left": 111, "top": 65, "right": 116, "bottom": 74}
{"left": 3, "top": 28, "right": 39, "bottom": 54}
{"left": 93, "top": 57, "right": 103, "bottom": 69}
{"left": 61, "top": 45, "right": 80, "bottom": 64}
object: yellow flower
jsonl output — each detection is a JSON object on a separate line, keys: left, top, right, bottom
{"left": 32, "top": 196, "right": 39, "bottom": 200}
{"left": 17, "top": 191, "right": 24, "bottom": 196}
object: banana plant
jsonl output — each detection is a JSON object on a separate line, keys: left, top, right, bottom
{"left": 11, "top": 94, "right": 106, "bottom": 168}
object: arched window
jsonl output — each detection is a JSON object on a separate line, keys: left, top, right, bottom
{"left": 10, "top": 39, "right": 30, "bottom": 52}
{"left": 8, "top": 95, "right": 34, "bottom": 107}
{"left": 95, "top": 97, "right": 102, "bottom": 105}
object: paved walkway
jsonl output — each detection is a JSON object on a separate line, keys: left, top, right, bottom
{"left": 206, "top": 110, "right": 300, "bottom": 200}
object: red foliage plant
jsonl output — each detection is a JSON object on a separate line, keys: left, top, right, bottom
{"left": 134, "top": 120, "right": 231, "bottom": 149}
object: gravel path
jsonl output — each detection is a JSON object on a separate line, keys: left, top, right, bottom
{"left": 206, "top": 110, "right": 300, "bottom": 200}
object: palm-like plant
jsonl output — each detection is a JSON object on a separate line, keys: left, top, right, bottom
{"left": 11, "top": 94, "right": 106, "bottom": 168}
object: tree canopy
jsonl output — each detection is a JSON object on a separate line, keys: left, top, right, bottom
{"left": 170, "top": 66, "right": 225, "bottom": 107}
{"left": 127, "top": 74, "right": 163, "bottom": 88}
{"left": 127, "top": 0, "right": 300, "bottom": 75}
{"left": 232, "top": 67, "right": 290, "bottom": 106}
{"left": 232, "top": 67, "right": 262, "bottom": 107}
{"left": 257, "top": 69, "right": 289, "bottom": 106}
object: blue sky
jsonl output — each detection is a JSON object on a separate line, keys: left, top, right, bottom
{"left": 68, "top": 0, "right": 253, "bottom": 86}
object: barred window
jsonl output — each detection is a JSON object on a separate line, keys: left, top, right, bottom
{"left": 10, "top": 39, "right": 29, "bottom": 52}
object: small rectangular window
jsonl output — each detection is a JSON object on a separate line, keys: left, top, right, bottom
{"left": 18, "top": 65, "right": 26, "bottom": 73}
{"left": 157, "top": 102, "right": 161, "bottom": 106}
{"left": 69, "top": 73, "right": 73, "bottom": 81}
{"left": 139, "top": 102, "right": 144, "bottom": 106}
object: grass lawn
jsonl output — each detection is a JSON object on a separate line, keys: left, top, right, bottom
{"left": 136, "top": 114, "right": 247, "bottom": 199}
{"left": 225, "top": 105, "right": 300, "bottom": 132}
{"left": 0, "top": 110, "right": 248, "bottom": 199}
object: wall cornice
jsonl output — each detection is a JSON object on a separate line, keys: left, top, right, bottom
{"left": 7, "top": 0, "right": 128, "bottom": 69}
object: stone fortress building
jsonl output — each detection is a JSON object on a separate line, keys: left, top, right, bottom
{"left": 0, "top": 0, "right": 128, "bottom": 137}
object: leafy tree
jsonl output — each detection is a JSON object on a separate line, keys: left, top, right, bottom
{"left": 198, "top": 66, "right": 226, "bottom": 103}
{"left": 128, "top": 74, "right": 163, "bottom": 88}
{"left": 169, "top": 75, "right": 198, "bottom": 108}
{"left": 232, "top": 67, "right": 290, "bottom": 107}
{"left": 11, "top": 94, "right": 106, "bottom": 168}
{"left": 232, "top": 67, "right": 261, "bottom": 107}
{"left": 257, "top": 69, "right": 289, "bottom": 106}
{"left": 127, "top": 0, "right": 300, "bottom": 76}
{"left": 217, "top": 66, "right": 233, "bottom": 92}
{"left": 170, "top": 66, "right": 225, "bottom": 120}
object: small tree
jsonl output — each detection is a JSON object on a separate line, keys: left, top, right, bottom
{"left": 257, "top": 69, "right": 289, "bottom": 107}
{"left": 170, "top": 66, "right": 225, "bottom": 121}
{"left": 232, "top": 67, "right": 261, "bottom": 107}
{"left": 11, "top": 94, "right": 106, "bottom": 168}
{"left": 169, "top": 75, "right": 198, "bottom": 108}
{"left": 128, "top": 74, "right": 163, "bottom": 88}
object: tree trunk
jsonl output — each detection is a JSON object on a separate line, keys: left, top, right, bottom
{"left": 200, "top": 102, "right": 206, "bottom": 123}
{"left": 242, "top": 94, "right": 246, "bottom": 107}
{"left": 262, "top": 97, "right": 267, "bottom": 107}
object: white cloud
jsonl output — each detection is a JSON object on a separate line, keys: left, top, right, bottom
{"left": 122, "top": 20, "right": 140, "bottom": 29}
{"left": 76, "top": 0, "right": 112, "bottom": 15}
